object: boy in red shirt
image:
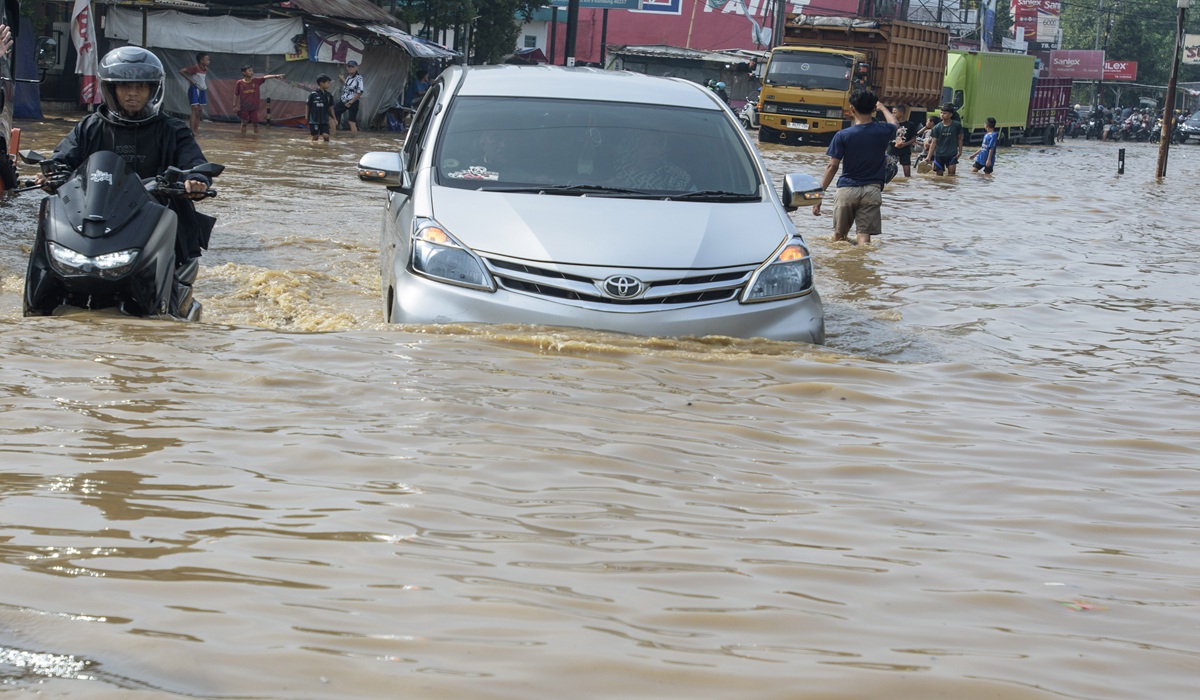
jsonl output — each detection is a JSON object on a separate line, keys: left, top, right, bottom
{"left": 234, "top": 65, "right": 285, "bottom": 134}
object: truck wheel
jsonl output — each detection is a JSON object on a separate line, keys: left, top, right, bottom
{"left": 1044, "top": 126, "right": 1056, "bottom": 145}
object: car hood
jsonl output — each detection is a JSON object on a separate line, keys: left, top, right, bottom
{"left": 430, "top": 185, "right": 791, "bottom": 269}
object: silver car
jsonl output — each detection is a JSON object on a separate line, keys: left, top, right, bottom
{"left": 357, "top": 65, "right": 826, "bottom": 344}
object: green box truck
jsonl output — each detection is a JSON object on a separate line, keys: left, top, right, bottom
{"left": 939, "top": 50, "right": 1037, "bottom": 146}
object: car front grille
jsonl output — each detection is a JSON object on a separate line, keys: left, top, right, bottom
{"left": 484, "top": 258, "right": 755, "bottom": 308}
{"left": 762, "top": 102, "right": 841, "bottom": 119}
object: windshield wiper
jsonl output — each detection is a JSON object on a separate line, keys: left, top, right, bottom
{"left": 665, "top": 190, "right": 761, "bottom": 202}
{"left": 484, "top": 184, "right": 653, "bottom": 196}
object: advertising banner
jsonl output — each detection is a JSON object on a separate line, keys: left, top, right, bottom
{"left": 1103, "top": 60, "right": 1137, "bottom": 81}
{"left": 550, "top": 0, "right": 641, "bottom": 8}
{"left": 1048, "top": 49, "right": 1104, "bottom": 79}
{"left": 1013, "top": 0, "right": 1061, "bottom": 49}
{"left": 1184, "top": 34, "right": 1200, "bottom": 65}
{"left": 70, "top": 0, "right": 102, "bottom": 105}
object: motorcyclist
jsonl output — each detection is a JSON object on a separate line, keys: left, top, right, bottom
{"left": 715, "top": 81, "right": 730, "bottom": 106}
{"left": 35, "top": 46, "right": 214, "bottom": 263}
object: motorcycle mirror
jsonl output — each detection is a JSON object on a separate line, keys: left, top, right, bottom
{"left": 18, "top": 150, "right": 45, "bottom": 165}
{"left": 189, "top": 163, "right": 225, "bottom": 178}
{"left": 35, "top": 37, "right": 58, "bottom": 70}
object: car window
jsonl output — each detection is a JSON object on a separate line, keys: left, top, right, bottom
{"left": 402, "top": 83, "right": 441, "bottom": 177}
{"left": 433, "top": 97, "right": 761, "bottom": 196}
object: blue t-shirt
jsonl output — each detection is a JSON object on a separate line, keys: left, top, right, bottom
{"left": 826, "top": 121, "right": 898, "bottom": 187}
{"left": 975, "top": 131, "right": 998, "bottom": 166}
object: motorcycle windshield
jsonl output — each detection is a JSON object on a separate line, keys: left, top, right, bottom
{"left": 69, "top": 151, "right": 155, "bottom": 238}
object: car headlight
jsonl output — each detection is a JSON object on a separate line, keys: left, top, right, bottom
{"left": 410, "top": 219, "right": 494, "bottom": 291}
{"left": 48, "top": 242, "right": 139, "bottom": 280}
{"left": 742, "top": 239, "right": 814, "bottom": 303}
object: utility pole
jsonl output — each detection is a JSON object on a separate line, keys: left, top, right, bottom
{"left": 1156, "top": 0, "right": 1191, "bottom": 178}
{"left": 1092, "top": 0, "right": 1104, "bottom": 107}
{"left": 565, "top": 0, "right": 579, "bottom": 66}
{"left": 772, "top": 0, "right": 787, "bottom": 49}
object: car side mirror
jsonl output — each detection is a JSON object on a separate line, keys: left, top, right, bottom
{"left": 781, "top": 173, "right": 823, "bottom": 212}
{"left": 357, "top": 151, "right": 411, "bottom": 193}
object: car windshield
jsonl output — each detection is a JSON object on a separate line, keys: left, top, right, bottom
{"left": 1187, "top": 116, "right": 1200, "bottom": 127}
{"left": 764, "top": 53, "right": 853, "bottom": 91}
{"left": 433, "top": 96, "right": 761, "bottom": 197}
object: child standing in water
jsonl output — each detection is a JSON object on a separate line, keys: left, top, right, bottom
{"left": 234, "top": 65, "right": 285, "bottom": 134}
{"left": 972, "top": 117, "right": 998, "bottom": 175}
{"left": 307, "top": 75, "right": 336, "bottom": 143}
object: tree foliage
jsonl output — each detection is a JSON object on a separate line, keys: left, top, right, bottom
{"left": 386, "top": 0, "right": 544, "bottom": 64}
{"left": 1059, "top": 0, "right": 1200, "bottom": 88}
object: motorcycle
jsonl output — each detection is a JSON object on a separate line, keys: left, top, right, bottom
{"left": 738, "top": 97, "right": 759, "bottom": 130}
{"left": 1085, "top": 118, "right": 1102, "bottom": 140}
{"left": 1065, "top": 115, "right": 1083, "bottom": 139}
{"left": 19, "top": 150, "right": 223, "bottom": 321}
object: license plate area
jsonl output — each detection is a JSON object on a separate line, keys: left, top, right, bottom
{"left": 788, "top": 120, "right": 810, "bottom": 130}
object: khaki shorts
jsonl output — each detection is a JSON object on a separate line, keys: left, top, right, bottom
{"left": 832, "top": 184, "right": 883, "bottom": 237}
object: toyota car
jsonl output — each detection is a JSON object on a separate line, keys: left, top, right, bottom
{"left": 356, "top": 65, "right": 826, "bottom": 344}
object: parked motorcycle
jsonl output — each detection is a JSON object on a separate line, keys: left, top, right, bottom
{"left": 19, "top": 150, "right": 223, "bottom": 320}
{"left": 738, "top": 95, "right": 759, "bottom": 130}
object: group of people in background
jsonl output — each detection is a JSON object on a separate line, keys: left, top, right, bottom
{"left": 1082, "top": 103, "right": 1189, "bottom": 142}
{"left": 177, "top": 52, "right": 365, "bottom": 139}
{"left": 815, "top": 92, "right": 1000, "bottom": 246}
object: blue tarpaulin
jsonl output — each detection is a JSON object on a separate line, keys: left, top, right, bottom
{"left": 14, "top": 15, "right": 43, "bottom": 119}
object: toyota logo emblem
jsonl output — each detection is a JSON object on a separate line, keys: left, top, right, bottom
{"left": 602, "top": 275, "right": 645, "bottom": 299}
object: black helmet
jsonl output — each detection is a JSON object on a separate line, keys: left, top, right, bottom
{"left": 98, "top": 46, "right": 165, "bottom": 124}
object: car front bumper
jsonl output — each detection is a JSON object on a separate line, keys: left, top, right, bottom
{"left": 390, "top": 270, "right": 825, "bottom": 345}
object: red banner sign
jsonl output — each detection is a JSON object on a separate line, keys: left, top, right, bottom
{"left": 1048, "top": 50, "right": 1104, "bottom": 79}
{"left": 1103, "top": 60, "right": 1137, "bottom": 81}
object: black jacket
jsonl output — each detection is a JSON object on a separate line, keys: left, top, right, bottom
{"left": 51, "top": 109, "right": 216, "bottom": 259}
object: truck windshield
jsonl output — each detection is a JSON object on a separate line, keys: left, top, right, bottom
{"left": 765, "top": 53, "right": 853, "bottom": 91}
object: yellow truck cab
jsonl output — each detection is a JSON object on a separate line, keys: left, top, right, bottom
{"left": 757, "top": 46, "right": 867, "bottom": 146}
{"left": 758, "top": 15, "right": 948, "bottom": 147}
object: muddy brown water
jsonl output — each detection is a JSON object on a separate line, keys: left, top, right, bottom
{"left": 1, "top": 118, "right": 1198, "bottom": 698}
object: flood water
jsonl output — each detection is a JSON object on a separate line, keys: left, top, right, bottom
{"left": 1, "top": 117, "right": 1198, "bottom": 699}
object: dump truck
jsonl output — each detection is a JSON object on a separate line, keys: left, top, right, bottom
{"left": 757, "top": 14, "right": 949, "bottom": 147}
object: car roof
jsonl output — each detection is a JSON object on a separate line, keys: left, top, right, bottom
{"left": 451, "top": 65, "right": 723, "bottom": 111}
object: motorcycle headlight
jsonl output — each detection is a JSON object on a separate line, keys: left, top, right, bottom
{"left": 48, "top": 242, "right": 139, "bottom": 280}
{"left": 410, "top": 219, "right": 494, "bottom": 291}
{"left": 742, "top": 239, "right": 814, "bottom": 303}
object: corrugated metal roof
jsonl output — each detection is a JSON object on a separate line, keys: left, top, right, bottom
{"left": 280, "top": 0, "right": 395, "bottom": 23}
{"left": 609, "top": 45, "right": 766, "bottom": 64}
